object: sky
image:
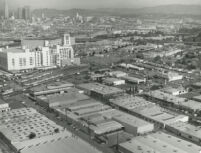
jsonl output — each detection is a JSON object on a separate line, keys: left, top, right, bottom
{"left": 1, "top": 0, "right": 201, "bottom": 10}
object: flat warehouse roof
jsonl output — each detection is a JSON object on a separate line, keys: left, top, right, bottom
{"left": 168, "top": 121, "right": 201, "bottom": 139}
{"left": 119, "top": 132, "right": 201, "bottom": 153}
{"left": 21, "top": 135, "right": 102, "bottom": 153}
{"left": 113, "top": 113, "right": 153, "bottom": 128}
{"left": 78, "top": 83, "right": 124, "bottom": 95}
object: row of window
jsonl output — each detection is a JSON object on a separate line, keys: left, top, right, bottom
{"left": 12, "top": 57, "right": 34, "bottom": 67}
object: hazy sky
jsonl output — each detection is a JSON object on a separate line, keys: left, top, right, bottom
{"left": 2, "top": 0, "right": 201, "bottom": 9}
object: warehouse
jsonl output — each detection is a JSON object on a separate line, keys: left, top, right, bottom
{"left": 166, "top": 121, "right": 201, "bottom": 144}
{"left": 103, "top": 78, "right": 125, "bottom": 86}
{"left": 80, "top": 113, "right": 123, "bottom": 136}
{"left": 161, "top": 86, "right": 188, "bottom": 96}
{"left": 157, "top": 71, "right": 183, "bottom": 82}
{"left": 0, "top": 108, "right": 70, "bottom": 152}
{"left": 121, "top": 76, "right": 146, "bottom": 84}
{"left": 21, "top": 135, "right": 102, "bottom": 153}
{"left": 36, "top": 88, "right": 90, "bottom": 108}
{"left": 119, "top": 132, "right": 201, "bottom": 153}
{"left": 145, "top": 90, "right": 201, "bottom": 113}
{"left": 77, "top": 83, "right": 124, "bottom": 99}
{"left": 30, "top": 81, "right": 74, "bottom": 96}
{"left": 112, "top": 113, "right": 154, "bottom": 135}
{"left": 109, "top": 95, "right": 189, "bottom": 128}
{"left": 108, "top": 71, "right": 127, "bottom": 78}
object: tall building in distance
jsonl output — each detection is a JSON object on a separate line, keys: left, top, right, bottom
{"left": 22, "top": 6, "right": 31, "bottom": 20}
{"left": 17, "top": 8, "right": 23, "bottom": 19}
{"left": 4, "top": 0, "right": 9, "bottom": 19}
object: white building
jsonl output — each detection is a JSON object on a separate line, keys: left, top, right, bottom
{"left": 0, "top": 47, "right": 36, "bottom": 71}
{"left": 157, "top": 71, "right": 183, "bottom": 82}
{"left": 0, "top": 99, "right": 10, "bottom": 112}
{"left": 52, "top": 34, "right": 75, "bottom": 67}
{"left": 0, "top": 34, "right": 79, "bottom": 71}
{"left": 103, "top": 78, "right": 125, "bottom": 86}
{"left": 108, "top": 71, "right": 127, "bottom": 78}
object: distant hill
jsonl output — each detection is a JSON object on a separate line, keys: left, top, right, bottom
{"left": 136, "top": 4, "right": 201, "bottom": 15}
{"left": 32, "top": 8, "right": 111, "bottom": 17}
{"left": 32, "top": 5, "right": 201, "bottom": 17}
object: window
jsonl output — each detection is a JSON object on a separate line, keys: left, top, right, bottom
{"left": 30, "top": 57, "right": 33, "bottom": 65}
{"left": 19, "top": 58, "right": 23, "bottom": 66}
{"left": 12, "top": 58, "right": 15, "bottom": 66}
{"left": 23, "top": 58, "right": 26, "bottom": 66}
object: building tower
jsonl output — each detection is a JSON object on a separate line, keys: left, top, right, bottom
{"left": 62, "top": 34, "right": 71, "bottom": 46}
{"left": 22, "top": 6, "right": 31, "bottom": 20}
{"left": 18, "top": 8, "right": 23, "bottom": 19}
{"left": 4, "top": 0, "right": 9, "bottom": 19}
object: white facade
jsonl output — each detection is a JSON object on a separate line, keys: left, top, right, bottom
{"left": 53, "top": 45, "right": 74, "bottom": 67}
{"left": 103, "top": 78, "right": 125, "bottom": 86}
{"left": 0, "top": 47, "right": 52, "bottom": 71}
{"left": 0, "top": 103, "right": 10, "bottom": 112}
{"left": 0, "top": 48, "right": 36, "bottom": 71}
{"left": 0, "top": 34, "right": 78, "bottom": 71}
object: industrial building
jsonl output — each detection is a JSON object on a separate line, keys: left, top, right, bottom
{"left": 77, "top": 83, "right": 124, "bottom": 99}
{"left": 161, "top": 86, "right": 188, "bottom": 96}
{"left": 112, "top": 112, "right": 154, "bottom": 135}
{"left": 119, "top": 63, "right": 144, "bottom": 71}
{"left": 30, "top": 81, "right": 74, "bottom": 96}
{"left": 0, "top": 98, "right": 10, "bottom": 112}
{"left": 119, "top": 131, "right": 201, "bottom": 153}
{"left": 109, "top": 95, "right": 189, "bottom": 127}
{"left": 0, "top": 108, "right": 69, "bottom": 152}
{"left": 36, "top": 88, "right": 90, "bottom": 108}
{"left": 121, "top": 76, "right": 146, "bottom": 84}
{"left": 157, "top": 71, "right": 183, "bottom": 82}
{"left": 166, "top": 121, "right": 201, "bottom": 144}
{"left": 81, "top": 114, "right": 124, "bottom": 136}
{"left": 103, "top": 78, "right": 125, "bottom": 86}
{"left": 20, "top": 135, "right": 102, "bottom": 153}
{"left": 145, "top": 90, "right": 201, "bottom": 113}
{"left": 108, "top": 71, "right": 128, "bottom": 78}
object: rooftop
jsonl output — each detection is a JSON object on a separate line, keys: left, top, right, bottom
{"left": 110, "top": 95, "right": 154, "bottom": 110}
{"left": 168, "top": 121, "right": 201, "bottom": 140}
{"left": 146, "top": 90, "right": 201, "bottom": 111}
{"left": 121, "top": 76, "right": 145, "bottom": 83}
{"left": 112, "top": 112, "right": 153, "bottom": 128}
{"left": 103, "top": 77, "right": 124, "bottom": 82}
{"left": 161, "top": 86, "right": 187, "bottom": 94}
{"left": 119, "top": 132, "right": 201, "bottom": 153}
{"left": 21, "top": 133, "right": 102, "bottom": 153}
{"left": 133, "top": 105, "right": 189, "bottom": 125}
{"left": 77, "top": 83, "right": 124, "bottom": 95}
{"left": 89, "top": 120, "right": 123, "bottom": 135}
{"left": 2, "top": 47, "right": 28, "bottom": 53}
{"left": 0, "top": 108, "right": 64, "bottom": 144}
{"left": 38, "top": 89, "right": 90, "bottom": 106}
{"left": 32, "top": 81, "right": 74, "bottom": 92}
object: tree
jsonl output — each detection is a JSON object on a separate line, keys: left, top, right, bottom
{"left": 136, "top": 53, "right": 144, "bottom": 59}
{"left": 153, "top": 56, "right": 162, "bottom": 63}
{"left": 54, "top": 128, "right": 59, "bottom": 133}
{"left": 28, "top": 132, "right": 36, "bottom": 139}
